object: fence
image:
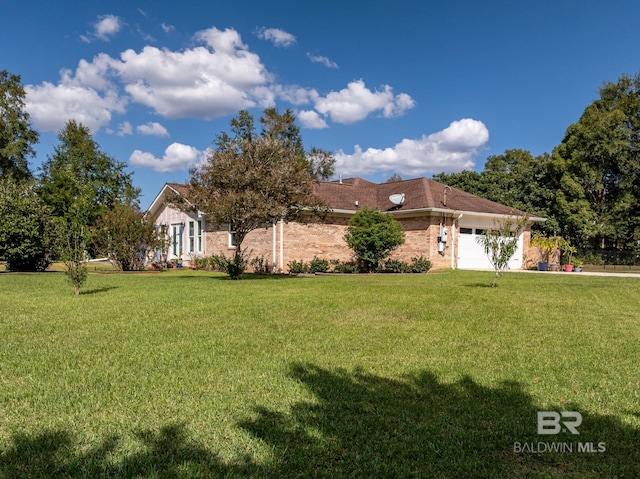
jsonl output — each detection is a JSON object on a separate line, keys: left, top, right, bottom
{"left": 577, "top": 249, "right": 640, "bottom": 268}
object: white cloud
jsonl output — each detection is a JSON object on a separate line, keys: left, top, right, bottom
{"left": 298, "top": 110, "right": 328, "bottom": 129}
{"left": 81, "top": 15, "right": 122, "bottom": 42}
{"left": 255, "top": 27, "right": 296, "bottom": 47}
{"left": 137, "top": 122, "right": 169, "bottom": 137}
{"left": 161, "top": 23, "right": 174, "bottom": 33}
{"left": 25, "top": 25, "right": 414, "bottom": 134}
{"left": 25, "top": 80, "right": 126, "bottom": 133}
{"left": 307, "top": 53, "right": 338, "bottom": 69}
{"left": 116, "top": 121, "right": 132, "bottom": 136}
{"left": 334, "top": 119, "right": 489, "bottom": 176}
{"left": 313, "top": 80, "right": 415, "bottom": 124}
{"left": 112, "top": 27, "right": 270, "bottom": 119}
{"left": 129, "top": 142, "right": 203, "bottom": 172}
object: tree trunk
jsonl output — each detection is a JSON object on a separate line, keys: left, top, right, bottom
{"left": 492, "top": 270, "right": 499, "bottom": 288}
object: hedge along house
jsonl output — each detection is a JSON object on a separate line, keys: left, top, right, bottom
{"left": 146, "top": 177, "right": 544, "bottom": 272}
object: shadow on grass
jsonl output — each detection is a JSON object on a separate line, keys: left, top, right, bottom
{"left": 80, "top": 286, "right": 120, "bottom": 295}
{"left": 2, "top": 365, "right": 638, "bottom": 478}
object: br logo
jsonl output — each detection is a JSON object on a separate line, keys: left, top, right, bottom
{"left": 537, "top": 411, "right": 582, "bottom": 435}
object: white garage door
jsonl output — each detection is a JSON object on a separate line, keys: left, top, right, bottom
{"left": 457, "top": 227, "right": 523, "bottom": 270}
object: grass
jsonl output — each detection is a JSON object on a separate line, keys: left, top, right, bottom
{"left": 0, "top": 269, "right": 638, "bottom": 478}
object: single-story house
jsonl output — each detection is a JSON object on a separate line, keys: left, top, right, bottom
{"left": 146, "top": 177, "right": 544, "bottom": 272}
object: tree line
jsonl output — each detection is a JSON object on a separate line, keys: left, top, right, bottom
{"left": 434, "top": 74, "right": 640, "bottom": 253}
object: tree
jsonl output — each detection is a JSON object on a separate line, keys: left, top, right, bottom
{"left": 344, "top": 207, "right": 405, "bottom": 272}
{"left": 183, "top": 109, "right": 332, "bottom": 279}
{"left": 386, "top": 173, "right": 403, "bottom": 183}
{"left": 93, "top": 203, "right": 161, "bottom": 271}
{"left": 58, "top": 193, "right": 90, "bottom": 295}
{"left": 0, "top": 179, "right": 55, "bottom": 271}
{"left": 0, "top": 70, "right": 39, "bottom": 181}
{"left": 38, "top": 120, "right": 139, "bottom": 226}
{"left": 551, "top": 73, "right": 640, "bottom": 249}
{"left": 476, "top": 215, "right": 528, "bottom": 288}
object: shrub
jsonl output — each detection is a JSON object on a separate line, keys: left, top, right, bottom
{"left": 344, "top": 207, "right": 405, "bottom": 272}
{"left": 0, "top": 179, "right": 55, "bottom": 272}
{"left": 287, "top": 259, "right": 309, "bottom": 274}
{"left": 250, "top": 255, "right": 271, "bottom": 274}
{"left": 219, "top": 251, "right": 247, "bottom": 279}
{"left": 381, "top": 259, "right": 411, "bottom": 273}
{"left": 410, "top": 255, "right": 432, "bottom": 273}
{"left": 308, "top": 257, "right": 329, "bottom": 273}
{"left": 193, "top": 256, "right": 209, "bottom": 270}
{"left": 330, "top": 259, "right": 359, "bottom": 274}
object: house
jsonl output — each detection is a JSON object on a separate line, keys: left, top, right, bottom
{"left": 146, "top": 177, "right": 544, "bottom": 272}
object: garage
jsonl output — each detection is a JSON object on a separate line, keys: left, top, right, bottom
{"left": 456, "top": 225, "right": 523, "bottom": 270}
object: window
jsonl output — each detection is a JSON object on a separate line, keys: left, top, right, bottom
{"left": 188, "top": 220, "right": 203, "bottom": 253}
{"left": 460, "top": 227, "right": 473, "bottom": 234}
{"left": 188, "top": 221, "right": 195, "bottom": 253}
{"left": 172, "top": 224, "right": 183, "bottom": 256}
{"left": 228, "top": 223, "right": 237, "bottom": 248}
{"left": 475, "top": 228, "right": 486, "bottom": 236}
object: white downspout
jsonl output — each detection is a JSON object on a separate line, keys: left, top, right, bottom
{"left": 279, "top": 218, "right": 284, "bottom": 273}
{"left": 452, "top": 213, "right": 463, "bottom": 269}
{"left": 272, "top": 220, "right": 277, "bottom": 274}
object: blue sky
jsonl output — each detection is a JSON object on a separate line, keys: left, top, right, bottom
{"left": 3, "top": 1, "right": 640, "bottom": 208}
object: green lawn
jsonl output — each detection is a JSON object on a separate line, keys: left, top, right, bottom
{"left": 0, "top": 270, "right": 638, "bottom": 478}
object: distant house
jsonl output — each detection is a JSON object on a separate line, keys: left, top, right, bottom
{"left": 146, "top": 177, "right": 544, "bottom": 272}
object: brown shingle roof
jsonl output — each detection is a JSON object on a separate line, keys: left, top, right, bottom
{"left": 159, "top": 178, "right": 528, "bottom": 218}
{"left": 314, "top": 177, "right": 525, "bottom": 216}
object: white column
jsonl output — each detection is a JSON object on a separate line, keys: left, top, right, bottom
{"left": 272, "top": 220, "right": 277, "bottom": 273}
{"left": 279, "top": 219, "right": 284, "bottom": 273}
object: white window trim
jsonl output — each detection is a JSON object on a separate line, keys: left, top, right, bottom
{"left": 228, "top": 223, "right": 237, "bottom": 248}
{"left": 171, "top": 223, "right": 184, "bottom": 257}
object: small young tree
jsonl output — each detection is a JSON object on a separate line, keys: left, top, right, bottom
{"left": 59, "top": 200, "right": 89, "bottom": 295}
{"left": 93, "top": 203, "right": 161, "bottom": 271}
{"left": 344, "top": 207, "right": 405, "bottom": 272}
{"left": 476, "top": 214, "right": 529, "bottom": 287}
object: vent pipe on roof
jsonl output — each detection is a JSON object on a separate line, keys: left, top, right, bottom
{"left": 339, "top": 175, "right": 343, "bottom": 185}
{"left": 443, "top": 185, "right": 451, "bottom": 207}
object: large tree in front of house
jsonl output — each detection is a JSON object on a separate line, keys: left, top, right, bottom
{"left": 183, "top": 108, "right": 333, "bottom": 279}
{"left": 0, "top": 70, "right": 39, "bottom": 181}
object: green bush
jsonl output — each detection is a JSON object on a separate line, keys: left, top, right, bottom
{"left": 250, "top": 255, "right": 271, "bottom": 274}
{"left": 381, "top": 259, "right": 411, "bottom": 273}
{"left": 330, "top": 260, "right": 359, "bottom": 274}
{"left": 219, "top": 251, "right": 247, "bottom": 279}
{"left": 0, "top": 180, "right": 55, "bottom": 272}
{"left": 410, "top": 255, "right": 432, "bottom": 273}
{"left": 287, "top": 259, "right": 309, "bottom": 274}
{"left": 308, "top": 257, "right": 329, "bottom": 273}
{"left": 344, "top": 207, "right": 405, "bottom": 272}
